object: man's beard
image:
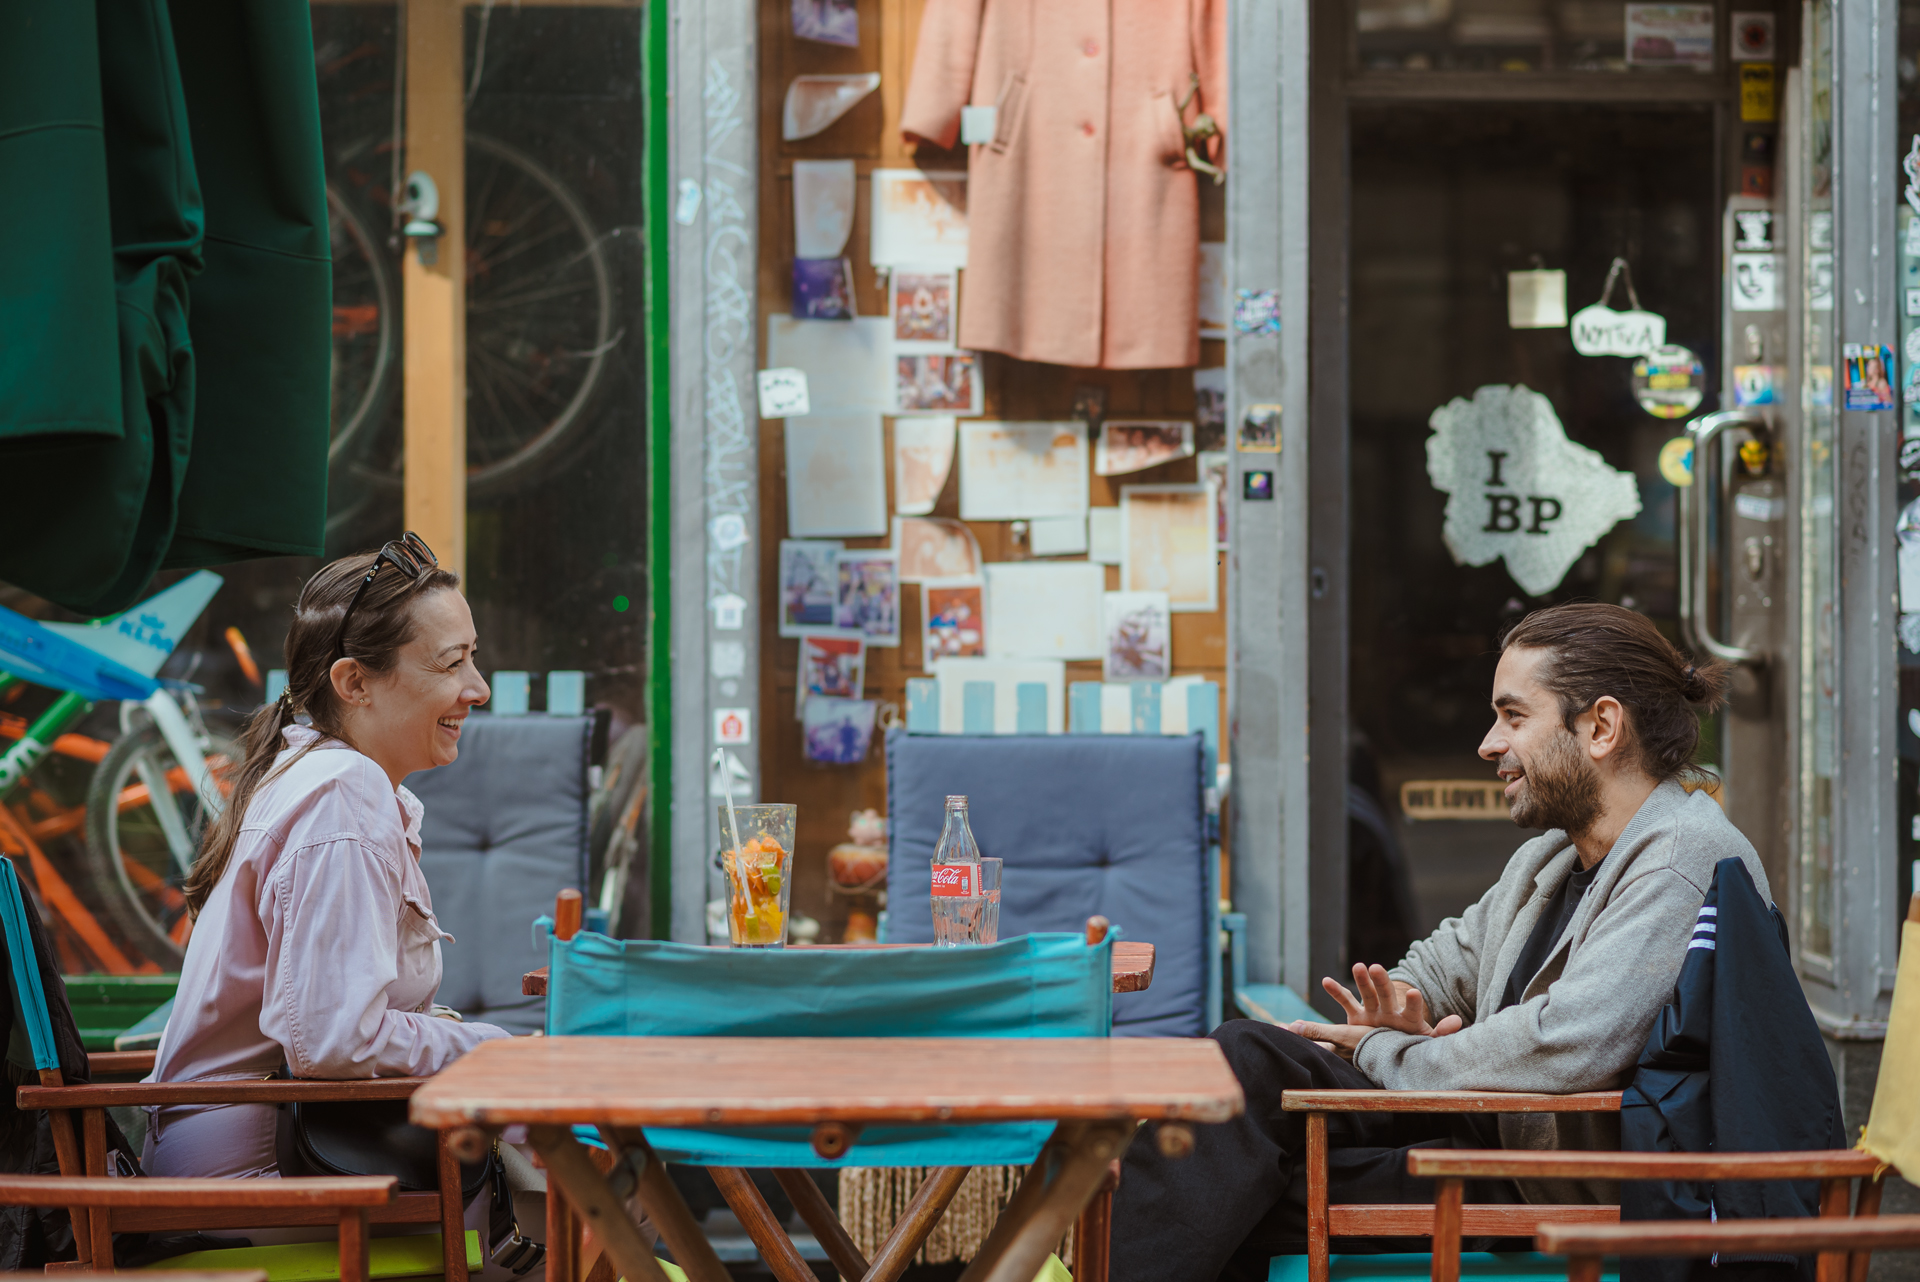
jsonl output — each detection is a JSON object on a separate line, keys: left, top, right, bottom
{"left": 1503, "top": 730, "right": 1602, "bottom": 834}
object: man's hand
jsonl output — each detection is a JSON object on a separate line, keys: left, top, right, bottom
{"left": 1285, "top": 963, "right": 1464, "bottom": 1061}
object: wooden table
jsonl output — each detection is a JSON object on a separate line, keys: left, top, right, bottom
{"left": 520, "top": 939, "right": 1157, "bottom": 997}
{"left": 411, "top": 1034, "right": 1240, "bottom": 1282}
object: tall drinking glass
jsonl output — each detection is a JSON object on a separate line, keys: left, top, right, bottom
{"left": 931, "top": 857, "right": 1002, "bottom": 946}
{"left": 718, "top": 804, "right": 796, "bottom": 948}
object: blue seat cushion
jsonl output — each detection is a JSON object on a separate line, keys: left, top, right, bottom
{"left": 886, "top": 730, "right": 1209, "bottom": 1037}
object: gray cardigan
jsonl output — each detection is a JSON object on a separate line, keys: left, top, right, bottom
{"left": 1353, "top": 780, "right": 1770, "bottom": 1199}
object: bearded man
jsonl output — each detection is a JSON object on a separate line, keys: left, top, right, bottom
{"left": 1114, "top": 602, "right": 1771, "bottom": 1282}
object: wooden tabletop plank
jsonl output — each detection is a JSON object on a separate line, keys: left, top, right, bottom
{"left": 520, "top": 940, "right": 1155, "bottom": 997}
{"left": 409, "top": 1036, "right": 1242, "bottom": 1129}
{"left": 1281, "top": 1089, "right": 1622, "bottom": 1114}
{"left": 1409, "top": 1149, "right": 1883, "bottom": 1181}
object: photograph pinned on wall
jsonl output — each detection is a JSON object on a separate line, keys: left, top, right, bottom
{"left": 792, "top": 258, "right": 856, "bottom": 320}
{"left": 896, "top": 353, "right": 982, "bottom": 415}
{"left": 793, "top": 159, "right": 855, "bottom": 259}
{"left": 893, "top": 516, "right": 981, "bottom": 581}
{"left": 778, "top": 540, "right": 844, "bottom": 637}
{"left": 791, "top": 0, "right": 857, "bottom": 46}
{"left": 802, "top": 696, "right": 879, "bottom": 765}
{"left": 1120, "top": 484, "right": 1218, "bottom": 613}
{"left": 1102, "top": 591, "right": 1172, "bottom": 682}
{"left": 1095, "top": 420, "right": 1195, "bottom": 476}
{"left": 1198, "top": 451, "right": 1230, "bottom": 548}
{"left": 870, "top": 170, "right": 969, "bottom": 269}
{"left": 923, "top": 579, "right": 986, "bottom": 661}
{"left": 784, "top": 412, "right": 888, "bottom": 537}
{"left": 957, "top": 421, "right": 1090, "bottom": 520}
{"left": 894, "top": 416, "right": 956, "bottom": 515}
{"left": 1193, "top": 367, "right": 1227, "bottom": 451}
{"left": 835, "top": 550, "right": 900, "bottom": 646}
{"left": 796, "top": 635, "right": 865, "bottom": 716}
{"left": 890, "top": 268, "right": 959, "bottom": 351}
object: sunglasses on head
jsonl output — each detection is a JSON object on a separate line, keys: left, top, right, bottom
{"left": 332, "top": 532, "right": 438, "bottom": 662}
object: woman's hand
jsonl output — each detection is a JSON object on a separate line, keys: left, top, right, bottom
{"left": 1284, "top": 963, "right": 1463, "bottom": 1060}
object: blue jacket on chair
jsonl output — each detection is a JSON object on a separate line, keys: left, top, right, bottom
{"left": 1620, "top": 856, "right": 1844, "bottom": 1282}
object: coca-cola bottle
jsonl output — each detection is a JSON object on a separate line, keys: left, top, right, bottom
{"left": 929, "top": 795, "right": 983, "bottom": 946}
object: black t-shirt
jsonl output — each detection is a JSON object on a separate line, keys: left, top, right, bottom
{"left": 1497, "top": 857, "right": 1602, "bottom": 1012}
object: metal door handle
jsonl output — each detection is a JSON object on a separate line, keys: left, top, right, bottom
{"left": 1677, "top": 411, "right": 1768, "bottom": 667}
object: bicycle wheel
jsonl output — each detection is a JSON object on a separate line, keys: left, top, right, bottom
{"left": 328, "top": 181, "right": 399, "bottom": 467}
{"left": 83, "top": 722, "right": 239, "bottom": 966}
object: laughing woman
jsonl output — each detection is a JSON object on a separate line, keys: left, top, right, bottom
{"left": 146, "top": 535, "right": 509, "bottom": 1178}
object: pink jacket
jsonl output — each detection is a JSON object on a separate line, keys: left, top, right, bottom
{"left": 901, "top": 0, "right": 1226, "bottom": 370}
{"left": 152, "top": 726, "right": 507, "bottom": 1091}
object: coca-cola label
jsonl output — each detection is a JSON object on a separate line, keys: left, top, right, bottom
{"left": 930, "top": 864, "right": 975, "bottom": 897}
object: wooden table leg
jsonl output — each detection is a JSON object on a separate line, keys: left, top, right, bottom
{"left": 1430, "top": 1177, "right": 1464, "bottom": 1282}
{"left": 957, "top": 1120, "right": 1136, "bottom": 1282}
{"left": 339, "top": 1206, "right": 371, "bottom": 1282}
{"left": 1073, "top": 1165, "right": 1115, "bottom": 1282}
{"left": 439, "top": 1128, "right": 470, "bottom": 1282}
{"left": 1307, "top": 1112, "right": 1330, "bottom": 1282}
{"left": 773, "top": 1168, "right": 872, "bottom": 1282}
{"left": 528, "top": 1126, "right": 686, "bottom": 1282}
{"left": 709, "top": 1167, "right": 817, "bottom": 1282}
{"left": 602, "top": 1127, "right": 735, "bottom": 1282}
{"left": 1850, "top": 1174, "right": 1886, "bottom": 1282}
{"left": 866, "top": 1167, "right": 973, "bottom": 1282}
{"left": 547, "top": 1164, "right": 580, "bottom": 1282}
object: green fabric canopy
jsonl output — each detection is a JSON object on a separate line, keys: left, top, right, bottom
{"left": 0, "top": 0, "right": 329, "bottom": 616}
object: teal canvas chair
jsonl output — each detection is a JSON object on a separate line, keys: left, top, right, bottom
{"left": 538, "top": 895, "right": 1116, "bottom": 1279}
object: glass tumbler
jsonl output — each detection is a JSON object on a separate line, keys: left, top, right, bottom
{"left": 718, "top": 804, "right": 796, "bottom": 947}
{"left": 930, "top": 857, "right": 1002, "bottom": 946}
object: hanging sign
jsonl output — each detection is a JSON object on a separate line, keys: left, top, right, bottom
{"left": 1425, "top": 384, "right": 1643, "bottom": 597}
{"left": 1632, "top": 345, "right": 1707, "bottom": 419}
{"left": 1570, "top": 258, "right": 1666, "bottom": 356}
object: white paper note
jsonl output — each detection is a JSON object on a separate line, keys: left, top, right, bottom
{"left": 983, "top": 562, "right": 1106, "bottom": 659}
{"left": 785, "top": 413, "right": 888, "bottom": 538}
{"left": 783, "top": 73, "right": 880, "bottom": 142}
{"left": 1028, "top": 515, "right": 1089, "bottom": 556}
{"left": 894, "top": 416, "right": 956, "bottom": 515}
{"left": 793, "top": 159, "right": 856, "bottom": 259}
{"left": 757, "top": 368, "right": 810, "bottom": 419}
{"left": 871, "top": 169, "right": 968, "bottom": 269}
{"left": 1088, "top": 508, "right": 1123, "bottom": 564}
{"left": 957, "top": 421, "right": 1090, "bottom": 521}
{"left": 767, "top": 316, "right": 894, "bottom": 415}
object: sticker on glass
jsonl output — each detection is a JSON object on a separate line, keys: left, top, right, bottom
{"left": 1730, "top": 253, "right": 1781, "bottom": 312}
{"left": 1658, "top": 436, "right": 1694, "bottom": 488}
{"left": 1233, "top": 289, "right": 1281, "bottom": 336}
{"left": 1631, "top": 346, "right": 1706, "bottom": 419}
{"left": 1731, "top": 364, "right": 1779, "bottom": 407}
{"left": 1425, "top": 384, "right": 1643, "bottom": 596}
{"left": 1842, "top": 343, "right": 1897, "bottom": 411}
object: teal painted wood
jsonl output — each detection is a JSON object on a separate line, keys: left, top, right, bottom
{"left": 1187, "top": 681, "right": 1221, "bottom": 778}
{"left": 961, "top": 682, "right": 995, "bottom": 733}
{"left": 491, "top": 671, "right": 531, "bottom": 715}
{"left": 1068, "top": 682, "right": 1102, "bottom": 733}
{"left": 547, "top": 670, "right": 586, "bottom": 716}
{"left": 906, "top": 679, "right": 939, "bottom": 732}
{"left": 1268, "top": 1254, "right": 1619, "bottom": 1282}
{"left": 1130, "top": 682, "right": 1162, "bottom": 734}
{"left": 1014, "top": 683, "right": 1048, "bottom": 733}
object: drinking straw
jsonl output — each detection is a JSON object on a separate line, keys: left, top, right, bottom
{"left": 712, "top": 747, "right": 755, "bottom": 919}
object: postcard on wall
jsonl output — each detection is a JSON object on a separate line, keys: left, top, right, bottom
{"left": 1028, "top": 514, "right": 1088, "bottom": 557}
{"left": 1193, "top": 367, "right": 1227, "bottom": 451}
{"left": 793, "top": 158, "right": 855, "bottom": 259}
{"left": 1103, "top": 591, "right": 1172, "bottom": 683}
{"left": 783, "top": 74, "right": 879, "bottom": 142}
{"left": 792, "top": 0, "right": 857, "bottom": 47}
{"left": 1095, "top": 420, "right": 1195, "bottom": 476}
{"left": 893, "top": 516, "right": 981, "bottom": 581}
{"left": 767, "top": 316, "right": 894, "bottom": 415}
{"left": 1120, "top": 484, "right": 1218, "bottom": 613}
{"left": 896, "top": 353, "right": 981, "bottom": 415}
{"left": 1198, "top": 451, "right": 1230, "bottom": 548}
{"left": 923, "top": 579, "right": 986, "bottom": 661}
{"left": 785, "top": 413, "right": 888, "bottom": 538}
{"left": 792, "top": 258, "right": 855, "bottom": 320}
{"left": 890, "top": 267, "right": 959, "bottom": 352}
{"left": 1625, "top": 4, "right": 1713, "bottom": 68}
{"left": 983, "top": 562, "right": 1105, "bottom": 660}
{"left": 835, "top": 549, "right": 900, "bottom": 646}
{"left": 1088, "top": 507, "right": 1123, "bottom": 564}
{"left": 796, "top": 635, "right": 865, "bottom": 716}
{"left": 1199, "top": 243, "right": 1228, "bottom": 338}
{"left": 871, "top": 169, "right": 968, "bottom": 269}
{"left": 894, "top": 416, "right": 956, "bottom": 515}
{"left": 778, "top": 539, "right": 844, "bottom": 636}
{"left": 957, "top": 421, "right": 1090, "bottom": 521}
{"left": 803, "top": 696, "right": 878, "bottom": 765}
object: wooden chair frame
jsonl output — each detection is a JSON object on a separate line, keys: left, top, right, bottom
{"left": 1536, "top": 1213, "right": 1920, "bottom": 1282}
{"left": 0, "top": 1173, "right": 397, "bottom": 1282}
{"left": 15, "top": 1065, "right": 469, "bottom": 1281}
{"left": 1280, "top": 1088, "right": 1624, "bottom": 1282}
{"left": 1408, "top": 1149, "right": 1894, "bottom": 1282}
{"left": 536, "top": 889, "right": 1118, "bottom": 1282}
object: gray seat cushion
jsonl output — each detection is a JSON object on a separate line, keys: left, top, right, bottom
{"left": 407, "top": 714, "right": 592, "bottom": 1032}
{"left": 885, "top": 729, "right": 1209, "bottom": 1037}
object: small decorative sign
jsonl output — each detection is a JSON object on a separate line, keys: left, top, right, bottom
{"left": 714, "top": 707, "right": 753, "bottom": 745}
{"left": 930, "top": 863, "right": 977, "bottom": 897}
{"left": 1632, "top": 346, "right": 1707, "bottom": 419}
{"left": 1658, "top": 436, "right": 1694, "bottom": 488}
{"left": 1570, "top": 259, "right": 1665, "bottom": 357}
{"left": 756, "top": 367, "right": 811, "bottom": 419}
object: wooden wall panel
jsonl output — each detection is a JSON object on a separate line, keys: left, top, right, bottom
{"left": 756, "top": 0, "right": 1230, "bottom": 939}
